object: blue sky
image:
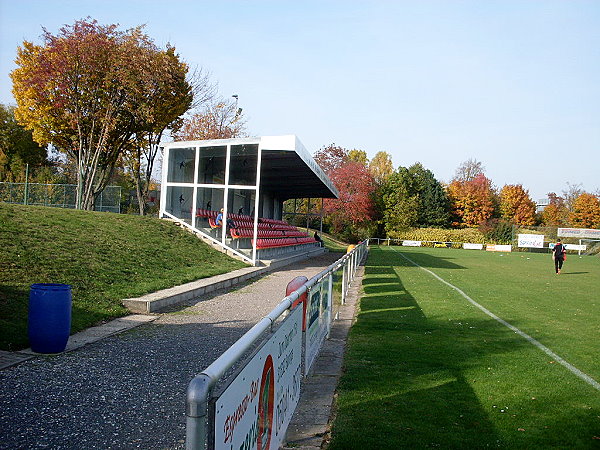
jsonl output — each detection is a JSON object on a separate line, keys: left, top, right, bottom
{"left": 1, "top": 0, "right": 599, "bottom": 200}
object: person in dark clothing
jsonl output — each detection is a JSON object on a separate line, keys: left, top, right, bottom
{"left": 313, "top": 232, "right": 323, "bottom": 247}
{"left": 552, "top": 239, "right": 566, "bottom": 274}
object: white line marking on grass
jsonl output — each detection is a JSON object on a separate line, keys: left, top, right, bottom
{"left": 390, "top": 247, "right": 600, "bottom": 392}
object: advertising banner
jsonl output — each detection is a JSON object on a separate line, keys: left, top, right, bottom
{"left": 518, "top": 234, "right": 545, "bottom": 248}
{"left": 214, "top": 306, "right": 302, "bottom": 450}
{"left": 549, "top": 243, "right": 586, "bottom": 251}
{"left": 463, "top": 243, "right": 484, "bottom": 250}
{"left": 402, "top": 240, "right": 422, "bottom": 247}
{"left": 305, "top": 279, "right": 329, "bottom": 373}
{"left": 486, "top": 244, "right": 512, "bottom": 252}
{"left": 558, "top": 227, "right": 600, "bottom": 239}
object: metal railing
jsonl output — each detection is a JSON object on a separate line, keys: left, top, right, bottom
{"left": 185, "top": 240, "right": 368, "bottom": 449}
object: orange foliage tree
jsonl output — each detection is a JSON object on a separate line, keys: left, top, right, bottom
{"left": 569, "top": 193, "right": 600, "bottom": 228}
{"left": 447, "top": 173, "right": 496, "bottom": 227}
{"left": 541, "top": 193, "right": 570, "bottom": 226}
{"left": 499, "top": 184, "right": 536, "bottom": 226}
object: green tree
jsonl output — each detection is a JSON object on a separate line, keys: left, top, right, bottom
{"left": 381, "top": 167, "right": 419, "bottom": 233}
{"left": 409, "top": 163, "right": 451, "bottom": 228}
{"left": 0, "top": 104, "right": 48, "bottom": 182}
{"left": 11, "top": 19, "right": 192, "bottom": 210}
{"left": 380, "top": 163, "right": 450, "bottom": 235}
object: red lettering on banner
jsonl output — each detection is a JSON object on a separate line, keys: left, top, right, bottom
{"left": 223, "top": 378, "right": 260, "bottom": 443}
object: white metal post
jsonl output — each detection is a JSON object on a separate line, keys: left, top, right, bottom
{"left": 191, "top": 147, "right": 200, "bottom": 229}
{"left": 159, "top": 146, "right": 169, "bottom": 218}
{"left": 252, "top": 146, "right": 263, "bottom": 265}
{"left": 222, "top": 145, "right": 231, "bottom": 245}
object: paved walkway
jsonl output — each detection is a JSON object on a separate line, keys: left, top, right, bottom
{"left": 0, "top": 252, "right": 364, "bottom": 449}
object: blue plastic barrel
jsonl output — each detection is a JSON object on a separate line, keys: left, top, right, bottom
{"left": 28, "top": 283, "right": 72, "bottom": 353}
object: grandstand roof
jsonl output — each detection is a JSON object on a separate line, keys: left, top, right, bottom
{"left": 161, "top": 135, "right": 339, "bottom": 200}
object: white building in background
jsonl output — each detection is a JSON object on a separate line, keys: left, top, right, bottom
{"left": 536, "top": 198, "right": 550, "bottom": 213}
{"left": 159, "top": 135, "right": 338, "bottom": 265}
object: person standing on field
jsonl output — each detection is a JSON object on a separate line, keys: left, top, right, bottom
{"left": 552, "top": 239, "right": 566, "bottom": 274}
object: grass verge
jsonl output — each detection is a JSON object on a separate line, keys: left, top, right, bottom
{"left": 0, "top": 203, "right": 247, "bottom": 351}
{"left": 328, "top": 246, "right": 600, "bottom": 448}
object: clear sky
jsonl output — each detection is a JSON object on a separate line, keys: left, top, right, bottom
{"left": 1, "top": 0, "right": 598, "bottom": 200}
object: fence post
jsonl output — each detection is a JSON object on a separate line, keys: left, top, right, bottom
{"left": 24, "top": 164, "right": 29, "bottom": 205}
{"left": 186, "top": 373, "right": 212, "bottom": 450}
{"left": 341, "top": 261, "right": 347, "bottom": 305}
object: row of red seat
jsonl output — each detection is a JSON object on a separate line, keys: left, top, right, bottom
{"left": 252, "top": 236, "right": 317, "bottom": 249}
{"left": 259, "top": 218, "right": 289, "bottom": 226}
{"left": 229, "top": 219, "right": 273, "bottom": 230}
{"left": 197, "top": 209, "right": 297, "bottom": 230}
{"left": 208, "top": 217, "right": 274, "bottom": 231}
{"left": 196, "top": 209, "right": 254, "bottom": 222}
{"left": 230, "top": 229, "right": 309, "bottom": 239}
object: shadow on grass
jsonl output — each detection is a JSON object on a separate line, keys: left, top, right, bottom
{"left": 328, "top": 250, "right": 531, "bottom": 448}
{"left": 366, "top": 248, "right": 466, "bottom": 272}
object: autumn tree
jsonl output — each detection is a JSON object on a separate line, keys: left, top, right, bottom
{"left": 541, "top": 193, "right": 569, "bottom": 226}
{"left": 123, "top": 46, "right": 195, "bottom": 214}
{"left": 369, "top": 151, "right": 393, "bottom": 186}
{"left": 173, "top": 96, "right": 246, "bottom": 141}
{"left": 348, "top": 149, "right": 368, "bottom": 166}
{"left": 569, "top": 193, "right": 600, "bottom": 228}
{"left": 323, "top": 160, "right": 376, "bottom": 239}
{"left": 313, "top": 144, "right": 349, "bottom": 174}
{"left": 0, "top": 104, "right": 49, "bottom": 182}
{"left": 314, "top": 144, "right": 375, "bottom": 240}
{"left": 562, "top": 182, "right": 584, "bottom": 212}
{"left": 499, "top": 184, "right": 536, "bottom": 226}
{"left": 11, "top": 19, "right": 192, "bottom": 210}
{"left": 447, "top": 173, "right": 496, "bottom": 227}
{"left": 453, "top": 158, "right": 485, "bottom": 182}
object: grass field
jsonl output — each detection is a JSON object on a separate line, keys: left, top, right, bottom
{"left": 0, "top": 204, "right": 246, "bottom": 351}
{"left": 328, "top": 245, "right": 600, "bottom": 449}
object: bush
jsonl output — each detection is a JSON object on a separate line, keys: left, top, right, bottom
{"left": 479, "top": 219, "right": 513, "bottom": 244}
{"left": 388, "top": 227, "right": 486, "bottom": 244}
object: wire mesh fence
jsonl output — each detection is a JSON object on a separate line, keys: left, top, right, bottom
{"left": 0, "top": 182, "right": 121, "bottom": 213}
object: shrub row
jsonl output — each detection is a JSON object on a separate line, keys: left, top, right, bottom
{"left": 387, "top": 227, "right": 487, "bottom": 244}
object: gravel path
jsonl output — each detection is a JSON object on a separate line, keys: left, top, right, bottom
{"left": 0, "top": 253, "right": 340, "bottom": 449}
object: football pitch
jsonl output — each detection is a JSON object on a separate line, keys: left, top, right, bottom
{"left": 328, "top": 245, "right": 600, "bottom": 449}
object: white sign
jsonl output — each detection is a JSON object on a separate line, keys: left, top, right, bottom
{"left": 305, "top": 279, "right": 329, "bottom": 373}
{"left": 518, "top": 234, "right": 545, "bottom": 248}
{"left": 549, "top": 243, "right": 586, "bottom": 251}
{"left": 402, "top": 240, "right": 422, "bottom": 247}
{"left": 214, "top": 306, "right": 302, "bottom": 450}
{"left": 486, "top": 244, "right": 512, "bottom": 252}
{"left": 558, "top": 227, "right": 600, "bottom": 239}
{"left": 463, "top": 243, "right": 484, "bottom": 250}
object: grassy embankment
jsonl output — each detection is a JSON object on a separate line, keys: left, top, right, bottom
{"left": 328, "top": 245, "right": 600, "bottom": 449}
{"left": 0, "top": 203, "right": 246, "bottom": 351}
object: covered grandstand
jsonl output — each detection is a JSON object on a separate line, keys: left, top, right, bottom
{"left": 159, "top": 135, "right": 339, "bottom": 265}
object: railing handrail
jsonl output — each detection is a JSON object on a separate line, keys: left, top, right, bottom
{"left": 185, "top": 241, "right": 368, "bottom": 449}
